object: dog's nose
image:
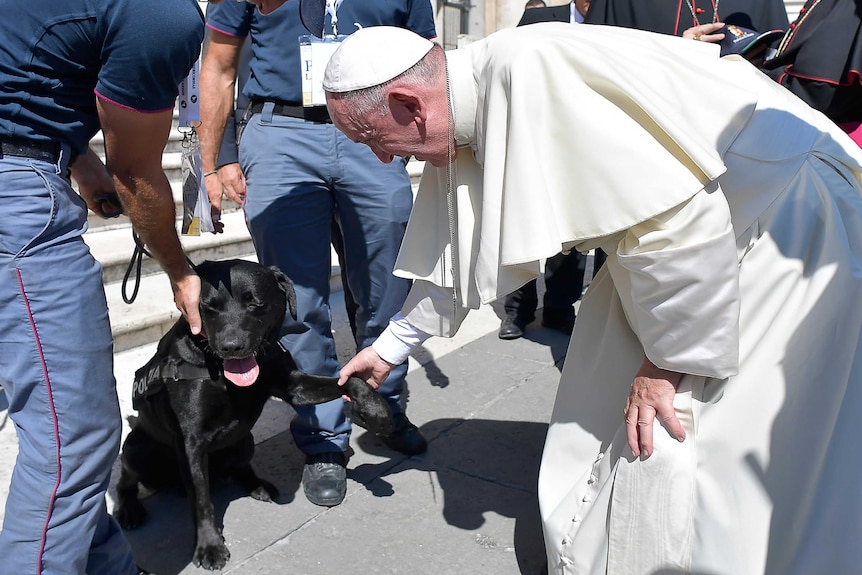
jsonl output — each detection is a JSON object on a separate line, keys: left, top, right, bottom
{"left": 217, "top": 335, "right": 249, "bottom": 358}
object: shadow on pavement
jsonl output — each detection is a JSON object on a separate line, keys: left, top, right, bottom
{"left": 113, "top": 428, "right": 306, "bottom": 574}
{"left": 353, "top": 417, "right": 549, "bottom": 575}
{"left": 116, "top": 416, "right": 549, "bottom": 575}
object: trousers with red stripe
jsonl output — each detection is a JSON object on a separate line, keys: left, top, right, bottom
{"left": 0, "top": 152, "right": 135, "bottom": 575}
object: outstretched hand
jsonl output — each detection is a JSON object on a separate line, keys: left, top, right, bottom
{"left": 338, "top": 346, "right": 395, "bottom": 390}
{"left": 683, "top": 22, "right": 725, "bottom": 44}
{"left": 624, "top": 357, "right": 685, "bottom": 459}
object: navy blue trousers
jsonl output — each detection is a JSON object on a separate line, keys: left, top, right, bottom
{"left": 0, "top": 154, "right": 135, "bottom": 574}
{"left": 240, "top": 104, "right": 413, "bottom": 454}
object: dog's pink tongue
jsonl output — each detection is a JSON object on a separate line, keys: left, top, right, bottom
{"left": 223, "top": 356, "right": 260, "bottom": 387}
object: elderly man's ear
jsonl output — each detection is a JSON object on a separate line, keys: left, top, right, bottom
{"left": 389, "top": 90, "right": 426, "bottom": 126}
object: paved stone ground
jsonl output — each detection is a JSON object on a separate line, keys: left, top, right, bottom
{"left": 0, "top": 279, "right": 581, "bottom": 575}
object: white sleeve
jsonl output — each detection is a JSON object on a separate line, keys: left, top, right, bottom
{"left": 399, "top": 279, "right": 471, "bottom": 338}
{"left": 372, "top": 312, "right": 433, "bottom": 365}
{"left": 607, "top": 187, "right": 741, "bottom": 379}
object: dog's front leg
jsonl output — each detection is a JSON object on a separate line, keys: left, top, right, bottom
{"left": 176, "top": 437, "right": 231, "bottom": 571}
{"left": 114, "top": 429, "right": 149, "bottom": 529}
{"left": 283, "top": 372, "right": 394, "bottom": 436}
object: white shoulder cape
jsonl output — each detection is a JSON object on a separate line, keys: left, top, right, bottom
{"left": 394, "top": 24, "right": 759, "bottom": 335}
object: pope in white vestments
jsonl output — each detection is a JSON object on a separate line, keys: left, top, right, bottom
{"left": 322, "top": 23, "right": 862, "bottom": 575}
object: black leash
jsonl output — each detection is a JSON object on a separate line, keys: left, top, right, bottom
{"left": 121, "top": 231, "right": 149, "bottom": 304}
{"left": 121, "top": 230, "right": 197, "bottom": 304}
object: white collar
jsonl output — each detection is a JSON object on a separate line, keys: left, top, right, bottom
{"left": 445, "top": 48, "right": 478, "bottom": 149}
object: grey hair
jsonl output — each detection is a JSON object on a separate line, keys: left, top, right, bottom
{"left": 329, "top": 44, "right": 445, "bottom": 118}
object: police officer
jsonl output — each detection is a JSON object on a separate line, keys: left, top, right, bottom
{"left": 0, "top": 0, "right": 204, "bottom": 572}
{"left": 199, "top": 0, "right": 436, "bottom": 509}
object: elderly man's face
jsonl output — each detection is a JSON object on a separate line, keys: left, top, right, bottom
{"left": 327, "top": 93, "right": 452, "bottom": 167}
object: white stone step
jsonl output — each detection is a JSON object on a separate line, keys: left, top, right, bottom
{"left": 85, "top": 205, "right": 252, "bottom": 285}
{"left": 85, "top": 148, "right": 425, "bottom": 353}
{"left": 90, "top": 209, "right": 254, "bottom": 351}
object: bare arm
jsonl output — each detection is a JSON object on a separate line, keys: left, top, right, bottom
{"left": 199, "top": 30, "right": 244, "bottom": 222}
{"left": 96, "top": 97, "right": 202, "bottom": 334}
{"left": 70, "top": 146, "right": 123, "bottom": 219}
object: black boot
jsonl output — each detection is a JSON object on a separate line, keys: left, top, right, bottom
{"left": 498, "top": 314, "right": 528, "bottom": 340}
{"left": 302, "top": 451, "right": 347, "bottom": 507}
{"left": 351, "top": 408, "right": 428, "bottom": 455}
{"left": 381, "top": 412, "right": 428, "bottom": 455}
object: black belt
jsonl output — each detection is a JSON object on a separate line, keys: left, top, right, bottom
{"left": 249, "top": 100, "right": 331, "bottom": 123}
{"left": 1, "top": 137, "right": 62, "bottom": 163}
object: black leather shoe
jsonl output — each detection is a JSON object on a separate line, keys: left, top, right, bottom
{"left": 302, "top": 451, "right": 347, "bottom": 507}
{"left": 498, "top": 314, "right": 527, "bottom": 340}
{"left": 381, "top": 413, "right": 428, "bottom": 455}
{"left": 350, "top": 407, "right": 428, "bottom": 456}
{"left": 541, "top": 313, "right": 575, "bottom": 335}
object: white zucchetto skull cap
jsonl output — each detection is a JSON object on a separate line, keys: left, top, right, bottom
{"left": 323, "top": 26, "right": 434, "bottom": 93}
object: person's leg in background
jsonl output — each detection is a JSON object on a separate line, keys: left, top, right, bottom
{"left": 592, "top": 248, "right": 607, "bottom": 276}
{"left": 0, "top": 157, "right": 136, "bottom": 575}
{"left": 333, "top": 134, "right": 427, "bottom": 456}
{"left": 541, "top": 251, "right": 587, "bottom": 335}
{"left": 330, "top": 217, "right": 358, "bottom": 337}
{"left": 241, "top": 108, "right": 352, "bottom": 507}
{"left": 499, "top": 280, "right": 539, "bottom": 340}
{"left": 499, "top": 250, "right": 589, "bottom": 339}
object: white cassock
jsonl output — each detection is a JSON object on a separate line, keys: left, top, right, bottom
{"left": 389, "top": 23, "right": 862, "bottom": 574}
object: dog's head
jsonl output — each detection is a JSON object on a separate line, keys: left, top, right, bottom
{"left": 195, "top": 260, "right": 297, "bottom": 387}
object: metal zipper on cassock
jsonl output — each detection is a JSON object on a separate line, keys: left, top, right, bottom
{"left": 444, "top": 59, "right": 459, "bottom": 322}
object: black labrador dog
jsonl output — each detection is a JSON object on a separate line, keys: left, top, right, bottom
{"left": 113, "top": 259, "right": 392, "bottom": 570}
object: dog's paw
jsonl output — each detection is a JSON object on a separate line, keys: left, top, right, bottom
{"left": 114, "top": 500, "right": 148, "bottom": 530}
{"left": 344, "top": 377, "right": 394, "bottom": 436}
{"left": 249, "top": 478, "right": 279, "bottom": 502}
{"left": 193, "top": 540, "right": 231, "bottom": 571}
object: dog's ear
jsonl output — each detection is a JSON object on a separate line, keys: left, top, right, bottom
{"left": 269, "top": 266, "right": 298, "bottom": 320}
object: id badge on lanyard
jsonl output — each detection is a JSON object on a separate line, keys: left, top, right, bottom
{"left": 176, "top": 57, "right": 214, "bottom": 235}
{"left": 299, "top": 0, "right": 348, "bottom": 107}
{"left": 177, "top": 57, "right": 200, "bottom": 127}
{"left": 299, "top": 35, "right": 346, "bottom": 106}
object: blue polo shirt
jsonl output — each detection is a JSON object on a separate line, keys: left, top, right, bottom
{"left": 0, "top": 0, "right": 204, "bottom": 156}
{"left": 205, "top": 0, "right": 437, "bottom": 104}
